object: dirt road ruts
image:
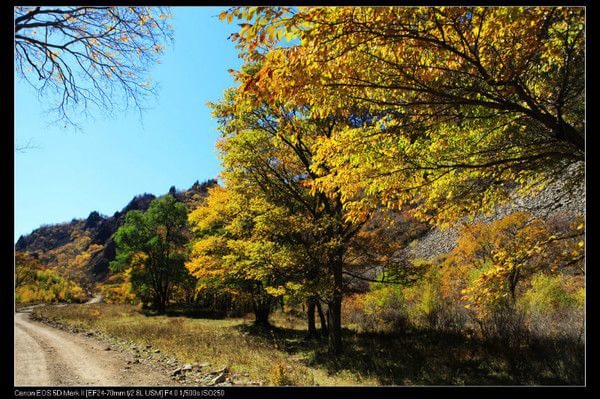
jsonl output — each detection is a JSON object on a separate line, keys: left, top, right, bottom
{"left": 14, "top": 310, "right": 174, "bottom": 386}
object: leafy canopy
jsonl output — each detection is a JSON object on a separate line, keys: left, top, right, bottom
{"left": 223, "top": 6, "right": 584, "bottom": 227}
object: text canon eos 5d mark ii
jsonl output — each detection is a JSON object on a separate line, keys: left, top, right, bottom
{"left": 14, "top": 390, "right": 83, "bottom": 397}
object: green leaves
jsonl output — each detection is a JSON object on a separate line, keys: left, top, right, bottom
{"left": 111, "top": 195, "right": 190, "bottom": 311}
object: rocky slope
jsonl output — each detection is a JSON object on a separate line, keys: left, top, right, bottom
{"left": 407, "top": 163, "right": 585, "bottom": 260}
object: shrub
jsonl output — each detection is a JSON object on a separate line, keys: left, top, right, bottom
{"left": 520, "top": 274, "right": 584, "bottom": 340}
{"left": 351, "top": 286, "right": 408, "bottom": 333}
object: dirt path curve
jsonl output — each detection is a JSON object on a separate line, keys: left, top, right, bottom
{"left": 14, "top": 310, "right": 175, "bottom": 386}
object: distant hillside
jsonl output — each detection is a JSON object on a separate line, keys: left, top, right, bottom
{"left": 15, "top": 179, "right": 218, "bottom": 290}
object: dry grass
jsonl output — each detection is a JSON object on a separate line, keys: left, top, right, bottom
{"left": 33, "top": 304, "right": 370, "bottom": 386}
{"left": 32, "top": 304, "right": 583, "bottom": 386}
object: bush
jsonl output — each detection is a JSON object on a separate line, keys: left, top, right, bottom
{"left": 477, "top": 305, "right": 530, "bottom": 345}
{"left": 270, "top": 362, "right": 294, "bottom": 386}
{"left": 520, "top": 274, "right": 584, "bottom": 340}
{"left": 97, "top": 282, "right": 137, "bottom": 304}
{"left": 344, "top": 286, "right": 408, "bottom": 333}
{"left": 403, "top": 264, "right": 471, "bottom": 332}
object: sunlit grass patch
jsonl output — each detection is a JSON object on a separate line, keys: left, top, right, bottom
{"left": 33, "top": 304, "right": 367, "bottom": 386}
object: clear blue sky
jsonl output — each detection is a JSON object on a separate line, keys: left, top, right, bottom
{"left": 14, "top": 7, "right": 242, "bottom": 241}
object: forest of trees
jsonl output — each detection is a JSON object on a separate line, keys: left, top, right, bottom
{"left": 15, "top": 5, "right": 585, "bottom": 379}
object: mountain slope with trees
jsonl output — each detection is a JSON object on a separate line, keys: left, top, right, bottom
{"left": 15, "top": 180, "right": 217, "bottom": 292}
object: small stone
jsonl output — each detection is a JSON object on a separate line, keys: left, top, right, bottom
{"left": 104, "top": 346, "right": 111, "bottom": 351}
{"left": 154, "top": 349, "right": 160, "bottom": 353}
{"left": 182, "top": 364, "right": 193, "bottom": 371}
{"left": 171, "top": 368, "right": 182, "bottom": 376}
{"left": 211, "top": 372, "right": 227, "bottom": 385}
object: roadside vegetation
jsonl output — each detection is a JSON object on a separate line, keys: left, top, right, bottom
{"left": 33, "top": 302, "right": 583, "bottom": 385}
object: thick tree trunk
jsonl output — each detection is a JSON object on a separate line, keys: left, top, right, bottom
{"left": 327, "top": 298, "right": 342, "bottom": 353}
{"left": 155, "top": 295, "right": 166, "bottom": 314}
{"left": 253, "top": 299, "right": 271, "bottom": 326}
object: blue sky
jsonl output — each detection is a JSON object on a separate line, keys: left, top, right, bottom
{"left": 14, "top": 7, "right": 242, "bottom": 241}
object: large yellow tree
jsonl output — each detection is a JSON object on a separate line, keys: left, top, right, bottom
{"left": 223, "top": 6, "right": 584, "bottom": 228}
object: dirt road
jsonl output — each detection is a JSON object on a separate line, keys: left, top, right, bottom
{"left": 14, "top": 310, "right": 175, "bottom": 386}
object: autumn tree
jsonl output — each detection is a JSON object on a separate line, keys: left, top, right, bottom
{"left": 187, "top": 186, "right": 301, "bottom": 326}
{"left": 14, "top": 6, "right": 173, "bottom": 125}
{"left": 443, "top": 212, "right": 584, "bottom": 314}
{"left": 111, "top": 194, "right": 189, "bottom": 313}
{"left": 222, "top": 7, "right": 584, "bottom": 230}
{"left": 208, "top": 82, "right": 377, "bottom": 352}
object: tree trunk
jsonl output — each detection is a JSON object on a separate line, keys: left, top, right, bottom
{"left": 155, "top": 295, "right": 166, "bottom": 314}
{"left": 327, "top": 257, "right": 343, "bottom": 354}
{"left": 316, "top": 300, "right": 328, "bottom": 336}
{"left": 253, "top": 299, "right": 271, "bottom": 326}
{"left": 306, "top": 297, "right": 317, "bottom": 338}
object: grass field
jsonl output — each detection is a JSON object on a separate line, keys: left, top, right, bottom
{"left": 32, "top": 304, "right": 584, "bottom": 386}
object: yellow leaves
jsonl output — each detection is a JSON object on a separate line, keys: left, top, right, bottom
{"left": 120, "top": 35, "right": 129, "bottom": 42}
{"left": 224, "top": 6, "right": 584, "bottom": 228}
{"left": 239, "top": 23, "right": 252, "bottom": 36}
{"left": 265, "top": 24, "right": 277, "bottom": 40}
{"left": 264, "top": 286, "right": 286, "bottom": 297}
{"left": 442, "top": 211, "right": 584, "bottom": 314}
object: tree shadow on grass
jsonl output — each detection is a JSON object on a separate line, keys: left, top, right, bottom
{"left": 140, "top": 306, "right": 227, "bottom": 319}
{"left": 237, "top": 323, "right": 584, "bottom": 386}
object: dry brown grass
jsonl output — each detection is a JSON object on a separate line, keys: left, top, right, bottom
{"left": 32, "top": 303, "right": 582, "bottom": 385}
{"left": 33, "top": 304, "right": 369, "bottom": 386}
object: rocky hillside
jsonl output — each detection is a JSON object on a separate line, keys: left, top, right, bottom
{"left": 15, "top": 179, "right": 217, "bottom": 289}
{"left": 407, "top": 163, "right": 585, "bottom": 261}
